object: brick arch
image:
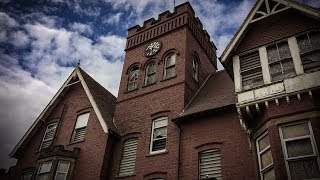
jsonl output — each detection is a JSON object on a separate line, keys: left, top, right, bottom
{"left": 143, "top": 171, "right": 167, "bottom": 180}
{"left": 125, "top": 62, "right": 142, "bottom": 75}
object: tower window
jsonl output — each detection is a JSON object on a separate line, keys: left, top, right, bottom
{"left": 267, "top": 41, "right": 295, "bottom": 82}
{"left": 40, "top": 122, "right": 58, "bottom": 150}
{"left": 145, "top": 61, "right": 156, "bottom": 85}
{"left": 163, "top": 53, "right": 176, "bottom": 79}
{"left": 128, "top": 66, "right": 139, "bottom": 91}
{"left": 71, "top": 113, "right": 90, "bottom": 143}
{"left": 150, "top": 117, "right": 168, "bottom": 154}
{"left": 192, "top": 56, "right": 199, "bottom": 81}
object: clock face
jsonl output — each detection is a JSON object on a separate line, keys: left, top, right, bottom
{"left": 145, "top": 41, "right": 162, "bottom": 57}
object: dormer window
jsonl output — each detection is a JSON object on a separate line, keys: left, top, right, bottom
{"left": 192, "top": 56, "right": 199, "bottom": 82}
{"left": 267, "top": 41, "right": 295, "bottom": 82}
{"left": 145, "top": 61, "right": 156, "bottom": 85}
{"left": 240, "top": 51, "right": 264, "bottom": 90}
{"left": 128, "top": 66, "right": 139, "bottom": 91}
{"left": 297, "top": 31, "right": 320, "bottom": 73}
{"left": 164, "top": 53, "right": 176, "bottom": 79}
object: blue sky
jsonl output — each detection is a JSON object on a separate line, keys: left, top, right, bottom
{"left": 0, "top": 0, "right": 319, "bottom": 169}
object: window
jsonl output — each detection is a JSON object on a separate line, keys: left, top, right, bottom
{"left": 279, "top": 121, "right": 320, "bottom": 180}
{"left": 192, "top": 56, "right": 199, "bottom": 81}
{"left": 36, "top": 161, "right": 52, "bottom": 180}
{"left": 71, "top": 113, "right": 90, "bottom": 143}
{"left": 21, "top": 172, "right": 33, "bottom": 180}
{"left": 119, "top": 138, "right": 138, "bottom": 177}
{"left": 267, "top": 41, "right": 295, "bottom": 82}
{"left": 54, "top": 161, "right": 70, "bottom": 180}
{"left": 297, "top": 31, "right": 320, "bottom": 73}
{"left": 145, "top": 61, "right": 156, "bottom": 85}
{"left": 150, "top": 117, "right": 168, "bottom": 154}
{"left": 128, "top": 66, "right": 139, "bottom": 91}
{"left": 240, "top": 51, "right": 264, "bottom": 90}
{"left": 199, "top": 149, "right": 221, "bottom": 180}
{"left": 163, "top": 53, "right": 176, "bottom": 79}
{"left": 40, "top": 122, "right": 58, "bottom": 150}
{"left": 256, "top": 132, "right": 275, "bottom": 180}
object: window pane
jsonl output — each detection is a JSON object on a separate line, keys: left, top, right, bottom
{"left": 154, "top": 119, "right": 168, "bottom": 128}
{"left": 289, "top": 158, "right": 320, "bottom": 180}
{"left": 153, "top": 127, "right": 167, "bottom": 139}
{"left": 37, "top": 174, "right": 49, "bottom": 180}
{"left": 269, "top": 62, "right": 283, "bottom": 81}
{"left": 282, "top": 123, "right": 310, "bottom": 139}
{"left": 282, "top": 59, "right": 295, "bottom": 78}
{"left": 147, "top": 63, "right": 156, "bottom": 74}
{"left": 165, "top": 67, "right": 175, "bottom": 78}
{"left": 39, "top": 162, "right": 52, "bottom": 173}
{"left": 166, "top": 54, "right": 175, "bottom": 67}
{"left": 258, "top": 134, "right": 270, "bottom": 152}
{"left": 22, "top": 173, "right": 33, "bottom": 180}
{"left": 297, "top": 34, "right": 311, "bottom": 54}
{"left": 152, "top": 138, "right": 166, "bottom": 151}
{"left": 286, "top": 138, "right": 314, "bottom": 158}
{"left": 310, "top": 31, "right": 320, "bottom": 50}
{"left": 261, "top": 149, "right": 273, "bottom": 169}
{"left": 54, "top": 172, "right": 66, "bottom": 180}
{"left": 57, "top": 162, "right": 69, "bottom": 173}
{"left": 146, "top": 74, "right": 156, "bottom": 85}
{"left": 75, "top": 113, "right": 90, "bottom": 129}
{"left": 267, "top": 45, "right": 279, "bottom": 63}
{"left": 263, "top": 168, "right": 275, "bottom": 180}
{"left": 278, "top": 42, "right": 291, "bottom": 59}
{"left": 301, "top": 51, "right": 320, "bottom": 73}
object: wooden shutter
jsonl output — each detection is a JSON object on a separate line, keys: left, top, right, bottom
{"left": 119, "top": 138, "right": 138, "bottom": 176}
{"left": 41, "top": 123, "right": 57, "bottom": 149}
{"left": 199, "top": 149, "right": 221, "bottom": 180}
{"left": 240, "top": 51, "right": 263, "bottom": 90}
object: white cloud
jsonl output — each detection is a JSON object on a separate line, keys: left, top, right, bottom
{"left": 70, "top": 22, "right": 93, "bottom": 35}
{"left": 9, "top": 31, "right": 30, "bottom": 47}
{"left": 103, "top": 12, "right": 122, "bottom": 25}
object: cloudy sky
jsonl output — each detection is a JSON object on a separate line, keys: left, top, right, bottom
{"left": 0, "top": 0, "right": 319, "bottom": 169}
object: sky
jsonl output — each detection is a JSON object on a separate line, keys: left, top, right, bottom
{"left": 0, "top": 0, "right": 319, "bottom": 169}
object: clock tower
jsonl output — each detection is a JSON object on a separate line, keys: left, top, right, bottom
{"left": 111, "top": 2, "right": 217, "bottom": 179}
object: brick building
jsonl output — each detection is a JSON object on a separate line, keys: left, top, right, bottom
{"left": 4, "top": 0, "right": 320, "bottom": 180}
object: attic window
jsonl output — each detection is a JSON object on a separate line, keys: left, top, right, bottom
{"left": 240, "top": 51, "right": 264, "bottom": 90}
{"left": 40, "top": 122, "right": 58, "bottom": 150}
{"left": 297, "top": 31, "right": 320, "bottom": 73}
{"left": 71, "top": 113, "right": 90, "bottom": 143}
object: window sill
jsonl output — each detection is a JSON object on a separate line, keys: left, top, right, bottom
{"left": 142, "top": 82, "right": 156, "bottom": 88}
{"left": 67, "top": 140, "right": 85, "bottom": 146}
{"left": 115, "top": 173, "right": 136, "bottom": 179}
{"left": 160, "top": 75, "right": 177, "bottom": 82}
{"left": 124, "top": 88, "right": 139, "bottom": 94}
{"left": 146, "top": 150, "right": 168, "bottom": 157}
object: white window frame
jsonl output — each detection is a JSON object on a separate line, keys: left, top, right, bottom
{"left": 40, "top": 122, "right": 58, "bottom": 150}
{"left": 278, "top": 121, "right": 320, "bottom": 180}
{"left": 256, "top": 131, "right": 275, "bottom": 180}
{"left": 54, "top": 160, "right": 70, "bottom": 180}
{"left": 149, "top": 117, "right": 168, "bottom": 154}
{"left": 71, "top": 113, "right": 90, "bottom": 143}
{"left": 163, "top": 53, "right": 176, "bottom": 79}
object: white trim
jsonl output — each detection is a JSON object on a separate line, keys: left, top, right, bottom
{"left": 220, "top": 0, "right": 320, "bottom": 63}
{"left": 233, "top": 55, "right": 242, "bottom": 92}
{"left": 288, "top": 37, "right": 304, "bottom": 75}
{"left": 259, "top": 46, "right": 271, "bottom": 84}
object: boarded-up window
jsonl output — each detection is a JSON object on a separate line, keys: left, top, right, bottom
{"left": 164, "top": 53, "right": 176, "bottom": 79}
{"left": 240, "top": 51, "right": 264, "bottom": 90}
{"left": 256, "top": 132, "right": 275, "bottom": 180}
{"left": 119, "top": 138, "right": 138, "bottom": 177}
{"left": 267, "top": 41, "right": 295, "bottom": 82}
{"left": 128, "top": 66, "right": 139, "bottom": 91}
{"left": 145, "top": 61, "right": 156, "bottom": 85}
{"left": 297, "top": 31, "right": 320, "bottom": 73}
{"left": 71, "top": 113, "right": 90, "bottom": 143}
{"left": 199, "top": 149, "right": 221, "bottom": 180}
{"left": 279, "top": 121, "right": 320, "bottom": 180}
{"left": 40, "top": 122, "right": 58, "bottom": 149}
{"left": 150, "top": 117, "right": 168, "bottom": 153}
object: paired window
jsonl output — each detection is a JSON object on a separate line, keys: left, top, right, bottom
{"left": 150, "top": 117, "right": 168, "bottom": 154}
{"left": 40, "top": 122, "right": 58, "bottom": 150}
{"left": 240, "top": 51, "right": 264, "bottom": 90}
{"left": 199, "top": 149, "right": 221, "bottom": 180}
{"left": 36, "top": 160, "right": 71, "bottom": 180}
{"left": 267, "top": 41, "right": 295, "bottom": 82}
{"left": 119, "top": 138, "right": 138, "bottom": 177}
{"left": 297, "top": 31, "right": 320, "bottom": 73}
{"left": 145, "top": 61, "right": 156, "bottom": 85}
{"left": 163, "top": 53, "right": 176, "bottom": 79}
{"left": 256, "top": 132, "right": 275, "bottom": 180}
{"left": 192, "top": 56, "right": 199, "bottom": 81}
{"left": 128, "top": 66, "right": 139, "bottom": 91}
{"left": 71, "top": 113, "right": 90, "bottom": 143}
{"left": 279, "top": 121, "right": 320, "bottom": 180}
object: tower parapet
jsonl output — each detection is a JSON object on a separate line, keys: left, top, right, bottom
{"left": 126, "top": 2, "right": 217, "bottom": 67}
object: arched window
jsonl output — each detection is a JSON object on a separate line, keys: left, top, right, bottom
{"left": 128, "top": 66, "right": 139, "bottom": 91}
{"left": 163, "top": 53, "right": 176, "bottom": 79}
{"left": 145, "top": 61, "right": 156, "bottom": 85}
{"left": 192, "top": 56, "right": 199, "bottom": 81}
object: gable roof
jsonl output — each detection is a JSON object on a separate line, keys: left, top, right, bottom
{"left": 175, "top": 70, "right": 235, "bottom": 122}
{"left": 220, "top": 0, "right": 320, "bottom": 64}
{"left": 10, "top": 66, "right": 117, "bottom": 158}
